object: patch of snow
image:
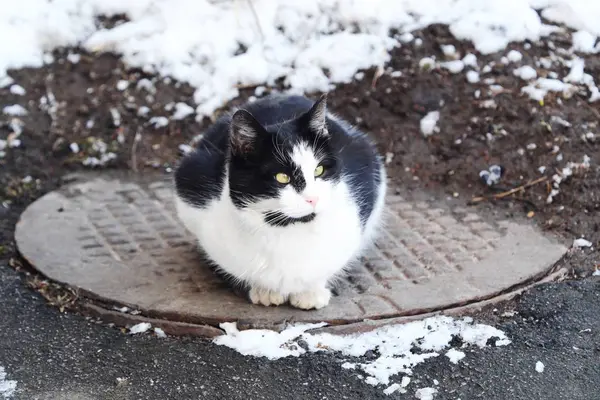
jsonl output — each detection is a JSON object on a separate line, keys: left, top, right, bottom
{"left": 564, "top": 57, "right": 585, "bottom": 84}
{"left": 571, "top": 30, "right": 598, "bottom": 53}
{"left": 419, "top": 57, "right": 436, "bottom": 70}
{"left": 521, "top": 78, "right": 576, "bottom": 102}
{"left": 1, "top": 1, "right": 600, "bottom": 118}
{"left": 383, "top": 383, "right": 402, "bottom": 395}
{"left": 136, "top": 78, "right": 156, "bottom": 94}
{"left": 466, "top": 70, "right": 480, "bottom": 83}
{"left": 550, "top": 116, "right": 571, "bottom": 127}
{"left": 441, "top": 60, "right": 464, "bottom": 74}
{"left": 214, "top": 316, "right": 510, "bottom": 392}
{"left": 149, "top": 116, "right": 169, "bottom": 128}
{"left": 513, "top": 65, "right": 537, "bottom": 80}
{"left": 129, "top": 322, "right": 152, "bottom": 334}
{"left": 441, "top": 44, "right": 457, "bottom": 58}
{"left": 69, "top": 143, "right": 80, "bottom": 153}
{"left": 9, "top": 85, "right": 25, "bottom": 95}
{"left": 462, "top": 53, "right": 478, "bottom": 68}
{"left": 137, "top": 106, "right": 150, "bottom": 117}
{"left": 445, "top": 348, "right": 466, "bottom": 364}
{"left": 116, "top": 80, "right": 130, "bottom": 91}
{"left": 66, "top": 53, "right": 81, "bottom": 63}
{"left": 506, "top": 50, "right": 523, "bottom": 63}
{"left": 2, "top": 105, "right": 27, "bottom": 116}
{"left": 0, "top": 366, "right": 17, "bottom": 399}
{"left": 535, "top": 361, "right": 545, "bottom": 373}
{"left": 420, "top": 111, "right": 440, "bottom": 137}
{"left": 398, "top": 32, "right": 414, "bottom": 43}
{"left": 172, "top": 102, "right": 195, "bottom": 120}
{"left": 593, "top": 270, "right": 600, "bottom": 277}
{"left": 0, "top": 76, "right": 15, "bottom": 88}
{"left": 415, "top": 387, "right": 438, "bottom": 400}
{"left": 109, "top": 108, "right": 121, "bottom": 127}
{"left": 154, "top": 327, "right": 167, "bottom": 338}
{"left": 179, "top": 144, "right": 193, "bottom": 154}
{"left": 573, "top": 238, "right": 592, "bottom": 248}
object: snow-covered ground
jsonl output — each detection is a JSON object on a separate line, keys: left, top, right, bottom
{"left": 2, "top": 0, "right": 600, "bottom": 120}
{"left": 0, "top": 366, "right": 17, "bottom": 399}
{"left": 214, "top": 316, "right": 511, "bottom": 396}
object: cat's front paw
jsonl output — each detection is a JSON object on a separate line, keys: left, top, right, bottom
{"left": 249, "top": 287, "right": 287, "bottom": 307}
{"left": 289, "top": 287, "right": 331, "bottom": 310}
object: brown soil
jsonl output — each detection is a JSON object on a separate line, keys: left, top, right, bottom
{"left": 1, "top": 24, "right": 598, "bottom": 306}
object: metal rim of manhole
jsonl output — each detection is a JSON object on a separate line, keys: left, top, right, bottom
{"left": 15, "top": 172, "right": 567, "bottom": 337}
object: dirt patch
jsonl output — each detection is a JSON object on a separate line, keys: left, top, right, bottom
{"left": 1, "top": 25, "right": 598, "bottom": 313}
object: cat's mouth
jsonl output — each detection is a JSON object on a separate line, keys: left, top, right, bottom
{"left": 263, "top": 211, "right": 316, "bottom": 227}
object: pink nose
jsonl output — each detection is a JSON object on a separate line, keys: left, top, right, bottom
{"left": 304, "top": 196, "right": 319, "bottom": 206}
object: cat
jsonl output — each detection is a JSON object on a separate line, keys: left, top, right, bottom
{"left": 174, "top": 93, "right": 387, "bottom": 310}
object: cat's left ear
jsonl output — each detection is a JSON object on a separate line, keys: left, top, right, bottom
{"left": 306, "top": 93, "right": 329, "bottom": 137}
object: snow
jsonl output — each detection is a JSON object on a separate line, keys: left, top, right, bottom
{"left": 149, "top": 116, "right": 169, "bottom": 128}
{"left": 214, "top": 316, "right": 510, "bottom": 393}
{"left": 154, "top": 327, "right": 167, "bottom": 338}
{"left": 383, "top": 383, "right": 401, "bottom": 395}
{"left": 506, "top": 50, "right": 523, "bottom": 63}
{"left": 466, "top": 71, "right": 480, "bottom": 83}
{"left": 172, "top": 102, "right": 195, "bottom": 120}
{"left": 116, "top": 80, "right": 129, "bottom": 91}
{"left": 513, "top": 66, "right": 537, "bottom": 80}
{"left": 9, "top": 85, "right": 25, "bottom": 95}
{"left": 441, "top": 45, "right": 457, "bottom": 58}
{"left": 420, "top": 111, "right": 440, "bottom": 137}
{"left": 69, "top": 143, "right": 80, "bottom": 153}
{"left": 571, "top": 30, "right": 598, "bottom": 53}
{"left": 573, "top": 238, "right": 592, "bottom": 248}
{"left": 419, "top": 57, "right": 436, "bottom": 70}
{"left": 0, "top": 1, "right": 599, "bottom": 117}
{"left": 67, "top": 53, "right": 81, "bottom": 64}
{"left": 415, "top": 387, "right": 438, "bottom": 400}
{"left": 2, "top": 105, "right": 27, "bottom": 116}
{"left": 0, "top": 366, "right": 17, "bottom": 399}
{"left": 440, "top": 60, "right": 464, "bottom": 74}
{"left": 445, "top": 348, "right": 466, "bottom": 364}
{"left": 462, "top": 53, "right": 478, "bottom": 68}
{"left": 535, "top": 361, "right": 545, "bottom": 373}
{"left": 564, "top": 58, "right": 585, "bottom": 84}
{"left": 522, "top": 78, "right": 576, "bottom": 102}
{"left": 214, "top": 322, "right": 327, "bottom": 360}
{"left": 129, "top": 322, "right": 152, "bottom": 334}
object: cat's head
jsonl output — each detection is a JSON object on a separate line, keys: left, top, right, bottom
{"left": 228, "top": 95, "right": 341, "bottom": 225}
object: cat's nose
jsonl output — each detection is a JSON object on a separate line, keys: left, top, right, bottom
{"left": 304, "top": 196, "right": 319, "bottom": 206}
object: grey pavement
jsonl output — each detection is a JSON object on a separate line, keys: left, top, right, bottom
{"left": 1, "top": 261, "right": 599, "bottom": 400}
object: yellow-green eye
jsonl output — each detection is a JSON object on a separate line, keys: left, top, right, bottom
{"left": 275, "top": 173, "right": 290, "bottom": 184}
{"left": 314, "top": 165, "right": 325, "bottom": 177}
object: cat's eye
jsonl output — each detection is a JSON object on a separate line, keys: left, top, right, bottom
{"left": 314, "top": 165, "right": 325, "bottom": 177}
{"left": 275, "top": 173, "right": 290, "bottom": 184}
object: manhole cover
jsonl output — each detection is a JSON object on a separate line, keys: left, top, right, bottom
{"left": 16, "top": 174, "right": 566, "bottom": 335}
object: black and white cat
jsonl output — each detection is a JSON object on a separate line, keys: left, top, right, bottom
{"left": 174, "top": 94, "right": 387, "bottom": 310}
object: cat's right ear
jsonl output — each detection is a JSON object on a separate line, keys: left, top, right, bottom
{"left": 230, "top": 110, "right": 264, "bottom": 155}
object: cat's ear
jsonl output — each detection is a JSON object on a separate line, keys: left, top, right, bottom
{"left": 230, "top": 109, "right": 264, "bottom": 154}
{"left": 306, "top": 93, "right": 329, "bottom": 137}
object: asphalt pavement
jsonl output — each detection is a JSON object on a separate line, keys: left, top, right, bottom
{"left": 1, "top": 263, "right": 599, "bottom": 400}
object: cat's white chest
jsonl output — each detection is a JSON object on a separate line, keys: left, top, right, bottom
{"left": 176, "top": 182, "right": 364, "bottom": 295}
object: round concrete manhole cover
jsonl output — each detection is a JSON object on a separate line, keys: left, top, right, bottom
{"left": 16, "top": 174, "right": 566, "bottom": 335}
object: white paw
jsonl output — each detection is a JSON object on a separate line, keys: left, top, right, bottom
{"left": 289, "top": 287, "right": 331, "bottom": 310}
{"left": 249, "top": 287, "right": 286, "bottom": 307}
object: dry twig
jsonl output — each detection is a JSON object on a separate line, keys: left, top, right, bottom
{"left": 470, "top": 176, "right": 549, "bottom": 204}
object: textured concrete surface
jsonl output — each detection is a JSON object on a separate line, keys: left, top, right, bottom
{"left": 15, "top": 174, "right": 567, "bottom": 333}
